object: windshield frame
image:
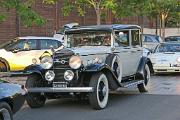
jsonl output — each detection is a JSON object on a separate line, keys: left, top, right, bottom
{"left": 64, "top": 30, "right": 113, "bottom": 48}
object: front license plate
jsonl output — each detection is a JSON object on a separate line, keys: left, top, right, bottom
{"left": 53, "top": 83, "right": 67, "bottom": 88}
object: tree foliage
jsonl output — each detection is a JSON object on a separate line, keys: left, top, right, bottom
{"left": 0, "top": 0, "right": 45, "bottom": 27}
{"left": 59, "top": 0, "right": 118, "bottom": 25}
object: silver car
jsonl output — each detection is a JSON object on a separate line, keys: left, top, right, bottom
{"left": 24, "top": 25, "right": 153, "bottom": 110}
{"left": 142, "top": 34, "right": 162, "bottom": 50}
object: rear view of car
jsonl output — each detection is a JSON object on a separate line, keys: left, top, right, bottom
{"left": 142, "top": 34, "right": 162, "bottom": 50}
{"left": 150, "top": 42, "right": 180, "bottom": 73}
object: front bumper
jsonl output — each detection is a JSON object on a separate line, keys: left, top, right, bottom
{"left": 153, "top": 66, "right": 180, "bottom": 73}
{"left": 27, "top": 87, "right": 94, "bottom": 93}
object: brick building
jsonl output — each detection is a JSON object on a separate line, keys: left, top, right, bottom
{"left": 0, "top": 0, "right": 155, "bottom": 43}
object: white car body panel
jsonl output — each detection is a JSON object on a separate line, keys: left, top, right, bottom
{"left": 150, "top": 52, "right": 180, "bottom": 73}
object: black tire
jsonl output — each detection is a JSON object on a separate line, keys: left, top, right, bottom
{"left": 0, "top": 102, "right": 13, "bottom": 120}
{"left": 25, "top": 75, "right": 46, "bottom": 108}
{"left": 89, "top": 73, "right": 109, "bottom": 110}
{"left": 0, "top": 62, "right": 7, "bottom": 72}
{"left": 138, "top": 64, "right": 150, "bottom": 93}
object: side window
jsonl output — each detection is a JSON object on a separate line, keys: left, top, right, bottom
{"left": 144, "top": 36, "right": 153, "bottom": 42}
{"left": 11, "top": 39, "right": 37, "bottom": 50}
{"left": 27, "top": 39, "right": 37, "bottom": 50}
{"left": 115, "top": 31, "right": 129, "bottom": 46}
{"left": 40, "top": 40, "right": 61, "bottom": 49}
{"left": 131, "top": 30, "right": 140, "bottom": 46}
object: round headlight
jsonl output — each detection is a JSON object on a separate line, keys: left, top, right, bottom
{"left": 45, "top": 70, "right": 55, "bottom": 81}
{"left": 69, "top": 56, "right": 81, "bottom": 69}
{"left": 40, "top": 56, "right": 53, "bottom": 69}
{"left": 64, "top": 70, "right": 74, "bottom": 81}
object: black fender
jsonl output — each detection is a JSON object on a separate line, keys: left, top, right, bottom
{"left": 39, "top": 51, "right": 52, "bottom": 60}
{"left": 0, "top": 57, "right": 10, "bottom": 71}
{"left": 24, "top": 65, "right": 46, "bottom": 79}
{"left": 136, "top": 56, "right": 153, "bottom": 79}
{"left": 83, "top": 63, "right": 121, "bottom": 89}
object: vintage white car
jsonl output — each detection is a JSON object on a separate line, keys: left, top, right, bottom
{"left": 0, "top": 36, "right": 63, "bottom": 72}
{"left": 150, "top": 42, "right": 180, "bottom": 73}
{"left": 24, "top": 25, "right": 153, "bottom": 110}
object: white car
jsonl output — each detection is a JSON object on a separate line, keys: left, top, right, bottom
{"left": 150, "top": 42, "right": 180, "bottom": 73}
{"left": 0, "top": 36, "right": 63, "bottom": 72}
{"left": 25, "top": 24, "right": 153, "bottom": 110}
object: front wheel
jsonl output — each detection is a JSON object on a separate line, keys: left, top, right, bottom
{"left": 89, "top": 73, "right": 109, "bottom": 110}
{"left": 138, "top": 64, "right": 150, "bottom": 93}
{"left": 25, "top": 75, "right": 46, "bottom": 108}
{"left": 0, "top": 102, "right": 12, "bottom": 120}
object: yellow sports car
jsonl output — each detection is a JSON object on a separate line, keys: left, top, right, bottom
{"left": 0, "top": 36, "right": 63, "bottom": 72}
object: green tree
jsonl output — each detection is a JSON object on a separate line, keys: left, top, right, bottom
{"left": 0, "top": 0, "right": 45, "bottom": 27}
{"left": 44, "top": 0, "right": 118, "bottom": 25}
{"left": 145, "top": 0, "right": 179, "bottom": 39}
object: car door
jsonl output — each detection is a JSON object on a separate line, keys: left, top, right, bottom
{"left": 113, "top": 30, "right": 133, "bottom": 77}
{"left": 8, "top": 39, "right": 40, "bottom": 71}
{"left": 131, "top": 30, "right": 143, "bottom": 74}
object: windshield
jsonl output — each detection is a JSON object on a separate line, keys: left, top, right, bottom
{"left": 66, "top": 31, "right": 111, "bottom": 47}
{"left": 0, "top": 39, "right": 18, "bottom": 50}
{"left": 157, "top": 44, "right": 180, "bottom": 52}
{"left": 165, "top": 37, "right": 180, "bottom": 42}
{"left": 0, "top": 39, "right": 37, "bottom": 51}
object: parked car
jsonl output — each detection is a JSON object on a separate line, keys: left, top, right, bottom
{"left": 142, "top": 34, "right": 162, "bottom": 50}
{"left": 165, "top": 36, "right": 180, "bottom": 42}
{"left": 0, "top": 36, "right": 63, "bottom": 72}
{"left": 24, "top": 24, "right": 153, "bottom": 110}
{"left": 149, "top": 42, "right": 180, "bottom": 73}
{"left": 0, "top": 79, "right": 25, "bottom": 120}
{"left": 53, "top": 23, "right": 79, "bottom": 41}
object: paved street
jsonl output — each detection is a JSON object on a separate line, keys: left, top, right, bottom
{"left": 12, "top": 74, "right": 180, "bottom": 120}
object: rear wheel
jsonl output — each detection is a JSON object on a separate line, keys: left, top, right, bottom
{"left": 0, "top": 62, "right": 8, "bottom": 72}
{"left": 0, "top": 102, "right": 12, "bottom": 120}
{"left": 25, "top": 75, "right": 46, "bottom": 108}
{"left": 89, "top": 73, "right": 109, "bottom": 110}
{"left": 138, "top": 64, "right": 150, "bottom": 93}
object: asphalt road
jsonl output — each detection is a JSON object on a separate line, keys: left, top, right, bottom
{"left": 14, "top": 75, "right": 180, "bottom": 120}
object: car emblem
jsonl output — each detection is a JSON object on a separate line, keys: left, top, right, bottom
{"left": 60, "top": 60, "right": 67, "bottom": 64}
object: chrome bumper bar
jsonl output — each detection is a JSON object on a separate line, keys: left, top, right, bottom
{"left": 27, "top": 87, "right": 94, "bottom": 93}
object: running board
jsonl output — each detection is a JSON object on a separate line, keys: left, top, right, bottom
{"left": 121, "top": 80, "right": 144, "bottom": 88}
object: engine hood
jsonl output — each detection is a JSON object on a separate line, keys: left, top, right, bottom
{"left": 0, "top": 82, "right": 23, "bottom": 99}
{"left": 150, "top": 52, "right": 180, "bottom": 64}
{"left": 68, "top": 46, "right": 111, "bottom": 56}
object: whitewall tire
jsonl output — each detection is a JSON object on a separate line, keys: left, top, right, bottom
{"left": 89, "top": 73, "right": 109, "bottom": 110}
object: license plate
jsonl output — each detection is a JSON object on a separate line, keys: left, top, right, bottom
{"left": 53, "top": 82, "right": 67, "bottom": 88}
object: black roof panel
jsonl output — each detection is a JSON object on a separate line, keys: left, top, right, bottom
{"left": 65, "top": 24, "right": 141, "bottom": 33}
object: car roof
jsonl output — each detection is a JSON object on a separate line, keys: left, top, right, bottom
{"left": 17, "top": 36, "right": 62, "bottom": 41}
{"left": 165, "top": 36, "right": 180, "bottom": 38}
{"left": 65, "top": 24, "right": 141, "bottom": 33}
{"left": 142, "top": 34, "right": 160, "bottom": 37}
{"left": 161, "top": 42, "right": 180, "bottom": 45}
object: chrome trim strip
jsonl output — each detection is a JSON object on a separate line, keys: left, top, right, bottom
{"left": 27, "top": 87, "right": 94, "bottom": 93}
